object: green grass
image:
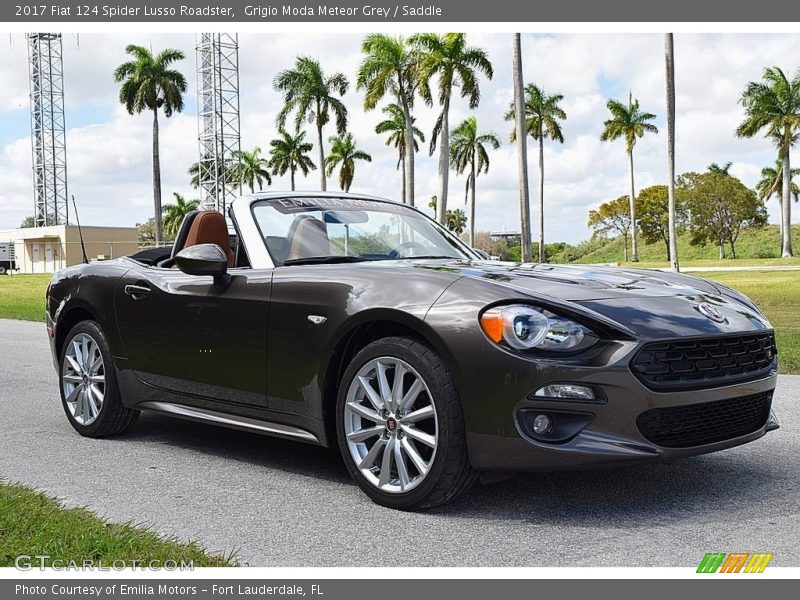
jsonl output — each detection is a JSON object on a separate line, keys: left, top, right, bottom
{"left": 577, "top": 224, "right": 800, "bottom": 267}
{"left": 0, "top": 480, "right": 236, "bottom": 567}
{"left": 1, "top": 269, "right": 797, "bottom": 373}
{"left": 0, "top": 274, "right": 49, "bottom": 321}
{"left": 700, "top": 270, "right": 800, "bottom": 375}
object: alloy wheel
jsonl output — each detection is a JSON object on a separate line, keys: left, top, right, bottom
{"left": 62, "top": 333, "right": 105, "bottom": 426}
{"left": 344, "top": 357, "right": 438, "bottom": 494}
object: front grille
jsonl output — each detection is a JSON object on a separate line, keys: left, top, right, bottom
{"left": 631, "top": 332, "right": 776, "bottom": 391}
{"left": 636, "top": 392, "right": 772, "bottom": 448}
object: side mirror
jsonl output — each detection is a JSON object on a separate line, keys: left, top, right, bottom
{"left": 174, "top": 243, "right": 229, "bottom": 284}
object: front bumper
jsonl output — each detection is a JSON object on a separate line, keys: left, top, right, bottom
{"left": 465, "top": 362, "right": 778, "bottom": 472}
{"left": 424, "top": 279, "right": 779, "bottom": 473}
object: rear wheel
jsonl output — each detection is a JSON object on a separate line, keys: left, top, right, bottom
{"left": 59, "top": 321, "right": 138, "bottom": 437}
{"left": 336, "top": 336, "right": 475, "bottom": 509}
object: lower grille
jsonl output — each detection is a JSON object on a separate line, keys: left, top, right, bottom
{"left": 636, "top": 392, "right": 772, "bottom": 448}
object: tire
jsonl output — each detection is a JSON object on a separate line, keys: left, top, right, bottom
{"left": 58, "top": 320, "right": 139, "bottom": 438}
{"left": 336, "top": 336, "right": 476, "bottom": 509}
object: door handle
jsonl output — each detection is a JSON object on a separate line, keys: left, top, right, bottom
{"left": 124, "top": 284, "right": 151, "bottom": 299}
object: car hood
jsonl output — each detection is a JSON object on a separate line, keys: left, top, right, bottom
{"left": 415, "top": 260, "right": 723, "bottom": 302}
{"left": 413, "top": 260, "right": 771, "bottom": 338}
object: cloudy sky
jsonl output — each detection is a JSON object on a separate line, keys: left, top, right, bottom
{"left": 1, "top": 32, "right": 798, "bottom": 242}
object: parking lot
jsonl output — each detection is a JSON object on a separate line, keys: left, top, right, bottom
{"left": 1, "top": 318, "right": 798, "bottom": 566}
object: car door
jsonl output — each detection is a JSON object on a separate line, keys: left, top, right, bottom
{"left": 114, "top": 265, "right": 272, "bottom": 408}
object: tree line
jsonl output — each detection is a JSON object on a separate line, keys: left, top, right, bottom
{"left": 589, "top": 164, "right": 768, "bottom": 261}
{"left": 111, "top": 35, "right": 800, "bottom": 263}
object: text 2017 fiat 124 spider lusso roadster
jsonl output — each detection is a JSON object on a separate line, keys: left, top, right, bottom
{"left": 46, "top": 192, "right": 780, "bottom": 509}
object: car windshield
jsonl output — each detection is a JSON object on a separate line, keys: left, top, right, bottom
{"left": 252, "top": 197, "right": 470, "bottom": 266}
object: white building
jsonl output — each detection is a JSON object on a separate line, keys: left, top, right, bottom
{"left": 0, "top": 225, "right": 139, "bottom": 274}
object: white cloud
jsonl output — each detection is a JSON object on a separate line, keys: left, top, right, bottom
{"left": 0, "top": 32, "right": 798, "bottom": 241}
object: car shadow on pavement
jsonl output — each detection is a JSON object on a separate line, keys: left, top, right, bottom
{"left": 121, "top": 412, "right": 793, "bottom": 525}
{"left": 123, "top": 412, "right": 351, "bottom": 485}
{"left": 438, "top": 454, "right": 793, "bottom": 525}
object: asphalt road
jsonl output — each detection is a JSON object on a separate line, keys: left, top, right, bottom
{"left": 1, "top": 317, "right": 798, "bottom": 567}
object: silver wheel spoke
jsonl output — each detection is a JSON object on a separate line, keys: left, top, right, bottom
{"left": 72, "top": 340, "right": 84, "bottom": 369}
{"left": 401, "top": 438, "right": 429, "bottom": 475}
{"left": 88, "top": 354, "right": 103, "bottom": 376}
{"left": 378, "top": 438, "right": 394, "bottom": 487}
{"left": 358, "top": 438, "right": 386, "bottom": 470}
{"left": 358, "top": 376, "right": 384, "bottom": 412}
{"left": 65, "top": 383, "right": 82, "bottom": 405}
{"left": 81, "top": 337, "right": 90, "bottom": 370}
{"left": 401, "top": 424, "right": 436, "bottom": 448}
{"left": 402, "top": 404, "right": 434, "bottom": 424}
{"left": 346, "top": 425, "right": 384, "bottom": 443}
{"left": 74, "top": 388, "right": 86, "bottom": 420}
{"left": 63, "top": 374, "right": 83, "bottom": 383}
{"left": 376, "top": 362, "right": 393, "bottom": 411}
{"left": 85, "top": 392, "right": 98, "bottom": 420}
{"left": 66, "top": 355, "right": 82, "bottom": 376}
{"left": 394, "top": 439, "right": 410, "bottom": 490}
{"left": 398, "top": 379, "right": 424, "bottom": 411}
{"left": 391, "top": 361, "right": 407, "bottom": 409}
{"left": 346, "top": 401, "right": 382, "bottom": 423}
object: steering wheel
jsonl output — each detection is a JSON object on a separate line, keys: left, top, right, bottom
{"left": 388, "top": 241, "right": 428, "bottom": 258}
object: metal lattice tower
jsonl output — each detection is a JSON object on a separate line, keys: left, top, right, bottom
{"left": 196, "top": 33, "right": 241, "bottom": 214}
{"left": 27, "top": 33, "right": 68, "bottom": 226}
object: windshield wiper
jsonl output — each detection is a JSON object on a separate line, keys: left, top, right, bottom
{"left": 282, "top": 255, "right": 374, "bottom": 266}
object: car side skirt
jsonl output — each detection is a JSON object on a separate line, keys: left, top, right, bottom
{"left": 137, "top": 401, "right": 319, "bottom": 444}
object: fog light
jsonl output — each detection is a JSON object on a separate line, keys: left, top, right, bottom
{"left": 534, "top": 383, "right": 595, "bottom": 401}
{"left": 532, "top": 414, "right": 552, "bottom": 435}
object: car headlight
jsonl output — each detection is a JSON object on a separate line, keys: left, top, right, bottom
{"left": 480, "top": 304, "right": 599, "bottom": 353}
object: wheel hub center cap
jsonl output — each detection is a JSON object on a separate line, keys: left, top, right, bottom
{"left": 385, "top": 416, "right": 398, "bottom": 432}
{"left": 82, "top": 374, "right": 89, "bottom": 384}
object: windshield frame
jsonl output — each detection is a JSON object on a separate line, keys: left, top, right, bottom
{"left": 249, "top": 194, "right": 479, "bottom": 267}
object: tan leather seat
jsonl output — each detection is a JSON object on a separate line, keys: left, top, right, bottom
{"left": 182, "top": 210, "right": 234, "bottom": 267}
{"left": 286, "top": 216, "right": 330, "bottom": 261}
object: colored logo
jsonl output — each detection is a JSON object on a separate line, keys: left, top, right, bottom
{"left": 697, "top": 552, "right": 773, "bottom": 573}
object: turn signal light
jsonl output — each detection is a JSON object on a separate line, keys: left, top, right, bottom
{"left": 479, "top": 311, "right": 504, "bottom": 343}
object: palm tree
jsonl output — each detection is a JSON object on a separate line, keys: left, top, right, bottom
{"left": 445, "top": 208, "right": 467, "bottom": 235}
{"left": 162, "top": 193, "right": 200, "bottom": 239}
{"left": 375, "top": 103, "right": 425, "bottom": 204}
{"left": 665, "top": 33, "right": 679, "bottom": 272}
{"left": 600, "top": 93, "right": 658, "bottom": 262}
{"left": 449, "top": 117, "right": 501, "bottom": 247}
{"left": 512, "top": 34, "right": 532, "bottom": 262}
{"left": 504, "top": 84, "right": 566, "bottom": 263}
{"left": 324, "top": 133, "right": 373, "bottom": 193}
{"left": 229, "top": 147, "right": 272, "bottom": 193}
{"left": 756, "top": 159, "right": 800, "bottom": 243}
{"left": 274, "top": 57, "right": 348, "bottom": 192}
{"left": 357, "top": 34, "right": 418, "bottom": 206}
{"left": 708, "top": 161, "right": 733, "bottom": 175}
{"left": 736, "top": 66, "right": 800, "bottom": 257}
{"left": 412, "top": 33, "right": 493, "bottom": 224}
{"left": 114, "top": 45, "right": 187, "bottom": 245}
{"left": 268, "top": 129, "right": 316, "bottom": 191}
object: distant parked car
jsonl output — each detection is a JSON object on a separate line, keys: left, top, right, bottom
{"left": 46, "top": 192, "right": 779, "bottom": 509}
{"left": 0, "top": 242, "right": 16, "bottom": 274}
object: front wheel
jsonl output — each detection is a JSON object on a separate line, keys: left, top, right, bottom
{"left": 59, "top": 321, "right": 139, "bottom": 437}
{"left": 336, "top": 336, "right": 475, "bottom": 509}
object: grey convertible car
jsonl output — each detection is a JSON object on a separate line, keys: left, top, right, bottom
{"left": 46, "top": 192, "right": 779, "bottom": 509}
